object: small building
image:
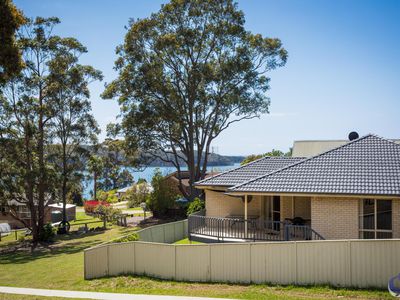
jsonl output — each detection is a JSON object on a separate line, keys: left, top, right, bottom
{"left": 0, "top": 200, "right": 52, "bottom": 229}
{"left": 0, "top": 201, "right": 76, "bottom": 229}
{"left": 47, "top": 203, "right": 76, "bottom": 223}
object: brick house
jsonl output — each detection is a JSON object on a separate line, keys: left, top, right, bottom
{"left": 190, "top": 134, "right": 400, "bottom": 242}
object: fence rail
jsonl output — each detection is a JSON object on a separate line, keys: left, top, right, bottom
{"left": 188, "top": 213, "right": 324, "bottom": 242}
{"left": 84, "top": 238, "right": 400, "bottom": 288}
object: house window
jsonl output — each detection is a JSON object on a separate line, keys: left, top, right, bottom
{"left": 359, "top": 199, "right": 392, "bottom": 239}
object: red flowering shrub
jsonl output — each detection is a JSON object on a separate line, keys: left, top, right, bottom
{"left": 84, "top": 200, "right": 110, "bottom": 214}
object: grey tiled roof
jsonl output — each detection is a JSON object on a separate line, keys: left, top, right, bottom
{"left": 229, "top": 134, "right": 400, "bottom": 196}
{"left": 195, "top": 157, "right": 305, "bottom": 187}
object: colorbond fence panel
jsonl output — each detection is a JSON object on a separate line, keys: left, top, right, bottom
{"left": 163, "top": 223, "right": 176, "bottom": 243}
{"left": 251, "top": 242, "right": 296, "bottom": 284}
{"left": 84, "top": 245, "right": 108, "bottom": 279}
{"left": 85, "top": 227, "right": 400, "bottom": 288}
{"left": 296, "top": 240, "right": 350, "bottom": 286}
{"left": 108, "top": 243, "right": 135, "bottom": 276}
{"left": 176, "top": 245, "right": 210, "bottom": 282}
{"left": 135, "top": 242, "right": 175, "bottom": 279}
{"left": 150, "top": 226, "right": 165, "bottom": 243}
{"left": 136, "top": 219, "right": 188, "bottom": 243}
{"left": 210, "top": 243, "right": 251, "bottom": 283}
{"left": 350, "top": 240, "right": 400, "bottom": 288}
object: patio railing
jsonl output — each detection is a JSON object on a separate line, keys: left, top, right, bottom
{"left": 188, "top": 211, "right": 324, "bottom": 242}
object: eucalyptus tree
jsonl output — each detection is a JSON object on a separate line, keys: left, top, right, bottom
{"left": 0, "top": 17, "right": 98, "bottom": 243}
{"left": 47, "top": 41, "right": 102, "bottom": 232}
{"left": 0, "top": 0, "right": 25, "bottom": 85}
{"left": 103, "top": 0, "right": 287, "bottom": 200}
{"left": 87, "top": 155, "right": 104, "bottom": 201}
{"left": 97, "top": 138, "right": 134, "bottom": 191}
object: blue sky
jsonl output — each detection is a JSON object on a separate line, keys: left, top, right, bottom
{"left": 15, "top": 0, "right": 400, "bottom": 156}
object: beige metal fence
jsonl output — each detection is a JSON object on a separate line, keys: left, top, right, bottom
{"left": 84, "top": 223, "right": 400, "bottom": 288}
{"left": 136, "top": 219, "right": 188, "bottom": 243}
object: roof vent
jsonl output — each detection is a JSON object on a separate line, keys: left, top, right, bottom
{"left": 348, "top": 131, "right": 359, "bottom": 141}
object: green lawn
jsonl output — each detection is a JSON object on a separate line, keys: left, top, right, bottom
{"left": 0, "top": 223, "right": 392, "bottom": 300}
{"left": 174, "top": 238, "right": 203, "bottom": 244}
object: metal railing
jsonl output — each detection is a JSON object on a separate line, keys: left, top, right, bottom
{"left": 188, "top": 211, "right": 324, "bottom": 242}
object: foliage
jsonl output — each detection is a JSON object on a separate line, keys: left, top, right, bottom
{"left": 47, "top": 38, "right": 102, "bottom": 224}
{"left": 83, "top": 200, "right": 109, "bottom": 214}
{"left": 102, "top": 0, "right": 287, "bottom": 200}
{"left": 94, "top": 205, "right": 122, "bottom": 224}
{"left": 0, "top": 17, "right": 90, "bottom": 244}
{"left": 96, "top": 138, "right": 134, "bottom": 191}
{"left": 0, "top": 0, "right": 26, "bottom": 84}
{"left": 112, "top": 232, "right": 139, "bottom": 243}
{"left": 137, "top": 178, "right": 147, "bottom": 184}
{"left": 147, "top": 168, "right": 177, "bottom": 217}
{"left": 67, "top": 187, "right": 83, "bottom": 206}
{"left": 124, "top": 183, "right": 151, "bottom": 208}
{"left": 39, "top": 223, "right": 57, "bottom": 242}
{"left": 97, "top": 189, "right": 118, "bottom": 203}
{"left": 186, "top": 198, "right": 205, "bottom": 216}
{"left": 87, "top": 155, "right": 104, "bottom": 200}
{"left": 241, "top": 149, "right": 292, "bottom": 165}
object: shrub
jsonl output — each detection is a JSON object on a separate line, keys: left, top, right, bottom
{"left": 84, "top": 200, "right": 109, "bottom": 214}
{"left": 147, "top": 168, "right": 178, "bottom": 217}
{"left": 97, "top": 189, "right": 118, "bottom": 203}
{"left": 137, "top": 178, "right": 147, "bottom": 184}
{"left": 39, "top": 223, "right": 57, "bottom": 242}
{"left": 67, "top": 188, "right": 83, "bottom": 206}
{"left": 113, "top": 232, "right": 139, "bottom": 243}
{"left": 186, "top": 197, "right": 205, "bottom": 216}
{"left": 94, "top": 205, "right": 121, "bottom": 224}
{"left": 124, "top": 183, "right": 151, "bottom": 208}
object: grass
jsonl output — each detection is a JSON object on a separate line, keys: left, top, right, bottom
{"left": 0, "top": 230, "right": 27, "bottom": 246}
{"left": 174, "top": 238, "right": 203, "bottom": 245}
{"left": 0, "top": 217, "right": 392, "bottom": 300}
{"left": 69, "top": 212, "right": 105, "bottom": 231}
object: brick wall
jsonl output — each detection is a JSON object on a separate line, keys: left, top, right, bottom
{"left": 205, "top": 190, "right": 261, "bottom": 217}
{"left": 280, "top": 196, "right": 292, "bottom": 221}
{"left": 311, "top": 197, "right": 359, "bottom": 240}
{"left": 294, "top": 197, "right": 311, "bottom": 219}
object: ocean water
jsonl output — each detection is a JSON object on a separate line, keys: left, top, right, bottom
{"left": 83, "top": 164, "right": 239, "bottom": 199}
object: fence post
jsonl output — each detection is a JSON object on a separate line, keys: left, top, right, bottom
{"left": 285, "top": 224, "right": 289, "bottom": 241}
{"left": 217, "top": 219, "right": 220, "bottom": 242}
{"left": 15, "top": 230, "right": 17, "bottom": 240}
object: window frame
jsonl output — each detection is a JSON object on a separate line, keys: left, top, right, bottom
{"left": 359, "top": 199, "right": 392, "bottom": 239}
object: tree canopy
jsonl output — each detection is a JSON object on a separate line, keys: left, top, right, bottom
{"left": 103, "top": 0, "right": 287, "bottom": 200}
{"left": 240, "top": 148, "right": 292, "bottom": 165}
{"left": 0, "top": 17, "right": 100, "bottom": 242}
{"left": 0, "top": 0, "right": 25, "bottom": 84}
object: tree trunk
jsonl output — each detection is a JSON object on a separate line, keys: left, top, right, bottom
{"left": 37, "top": 88, "right": 45, "bottom": 242}
{"left": 93, "top": 173, "right": 97, "bottom": 201}
{"left": 62, "top": 144, "right": 67, "bottom": 224}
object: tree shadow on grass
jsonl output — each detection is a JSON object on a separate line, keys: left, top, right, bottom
{"left": 0, "top": 231, "right": 105, "bottom": 265}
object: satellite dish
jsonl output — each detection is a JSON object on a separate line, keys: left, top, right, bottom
{"left": 348, "top": 131, "right": 359, "bottom": 141}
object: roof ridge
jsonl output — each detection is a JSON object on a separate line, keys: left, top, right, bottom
{"left": 367, "top": 133, "right": 400, "bottom": 148}
{"left": 228, "top": 133, "right": 376, "bottom": 192}
{"left": 195, "top": 156, "right": 270, "bottom": 185}
{"left": 195, "top": 156, "right": 302, "bottom": 186}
